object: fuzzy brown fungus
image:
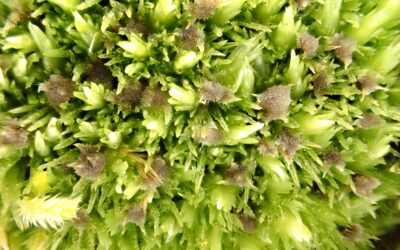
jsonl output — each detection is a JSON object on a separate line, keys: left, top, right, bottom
{"left": 199, "top": 81, "right": 230, "bottom": 104}
{"left": 323, "top": 149, "right": 345, "bottom": 169}
{"left": 123, "top": 15, "right": 153, "bottom": 38}
{"left": 353, "top": 174, "right": 380, "bottom": 197}
{"left": 141, "top": 86, "right": 169, "bottom": 108}
{"left": 295, "top": 0, "right": 311, "bottom": 10}
{"left": 225, "top": 164, "right": 249, "bottom": 187}
{"left": 141, "top": 157, "right": 170, "bottom": 189}
{"left": 180, "top": 25, "right": 204, "bottom": 51}
{"left": 298, "top": 32, "right": 319, "bottom": 57}
{"left": 258, "top": 85, "right": 291, "bottom": 119}
{"left": 86, "top": 59, "right": 113, "bottom": 85}
{"left": 357, "top": 74, "right": 378, "bottom": 95}
{"left": 257, "top": 139, "right": 276, "bottom": 155}
{"left": 113, "top": 81, "right": 144, "bottom": 110}
{"left": 237, "top": 213, "right": 257, "bottom": 232}
{"left": 0, "top": 119, "right": 28, "bottom": 148}
{"left": 126, "top": 203, "right": 147, "bottom": 226}
{"left": 193, "top": 124, "right": 223, "bottom": 146}
{"left": 313, "top": 71, "right": 332, "bottom": 97}
{"left": 357, "top": 114, "right": 384, "bottom": 128}
{"left": 69, "top": 145, "right": 106, "bottom": 180}
{"left": 73, "top": 210, "right": 90, "bottom": 230}
{"left": 331, "top": 34, "right": 356, "bottom": 66}
{"left": 2, "top": 5, "right": 30, "bottom": 35}
{"left": 277, "top": 129, "right": 300, "bottom": 159}
{"left": 341, "top": 224, "right": 364, "bottom": 241}
{"left": 40, "top": 75, "right": 74, "bottom": 110}
{"left": 191, "top": 0, "right": 220, "bottom": 20}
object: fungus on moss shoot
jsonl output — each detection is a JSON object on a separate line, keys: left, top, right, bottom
{"left": 298, "top": 32, "right": 319, "bottom": 57}
{"left": 190, "top": 0, "right": 220, "bottom": 20}
{"left": 69, "top": 144, "right": 106, "bottom": 180}
{"left": 39, "top": 75, "right": 74, "bottom": 110}
{"left": 257, "top": 85, "right": 291, "bottom": 119}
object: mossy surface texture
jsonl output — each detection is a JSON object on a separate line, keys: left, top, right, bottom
{"left": 0, "top": 0, "right": 400, "bottom": 249}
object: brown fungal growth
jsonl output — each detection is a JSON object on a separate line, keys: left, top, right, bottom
{"left": 237, "top": 213, "right": 257, "bottom": 232}
{"left": 123, "top": 15, "right": 153, "bottom": 38}
{"left": 331, "top": 34, "right": 356, "bottom": 66}
{"left": 40, "top": 75, "right": 74, "bottom": 110}
{"left": 141, "top": 86, "right": 169, "bottom": 108}
{"left": 86, "top": 59, "right": 113, "bottom": 86}
{"left": 112, "top": 81, "right": 144, "bottom": 110}
{"left": 357, "top": 114, "right": 384, "bottom": 128}
{"left": 295, "top": 0, "right": 311, "bottom": 10}
{"left": 323, "top": 149, "right": 344, "bottom": 169}
{"left": 357, "top": 74, "right": 378, "bottom": 95}
{"left": 190, "top": 0, "right": 220, "bottom": 20}
{"left": 126, "top": 203, "right": 147, "bottom": 226}
{"left": 298, "top": 32, "right": 319, "bottom": 57}
{"left": 69, "top": 145, "right": 106, "bottom": 180}
{"left": 313, "top": 71, "right": 332, "bottom": 97}
{"left": 2, "top": 4, "right": 30, "bottom": 35}
{"left": 180, "top": 25, "right": 204, "bottom": 51}
{"left": 73, "top": 210, "right": 90, "bottom": 230}
{"left": 225, "top": 164, "right": 249, "bottom": 187}
{"left": 0, "top": 119, "right": 28, "bottom": 148}
{"left": 277, "top": 129, "right": 300, "bottom": 159}
{"left": 257, "top": 139, "right": 276, "bottom": 155}
{"left": 257, "top": 85, "right": 291, "bottom": 119}
{"left": 352, "top": 174, "right": 380, "bottom": 197}
{"left": 193, "top": 124, "right": 223, "bottom": 146}
{"left": 141, "top": 157, "right": 170, "bottom": 189}
{"left": 341, "top": 224, "right": 364, "bottom": 241}
{"left": 199, "top": 81, "right": 230, "bottom": 104}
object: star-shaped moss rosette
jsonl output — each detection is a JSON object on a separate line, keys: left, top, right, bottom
{"left": 1, "top": 0, "right": 400, "bottom": 249}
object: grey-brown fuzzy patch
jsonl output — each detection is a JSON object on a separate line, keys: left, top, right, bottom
{"left": 113, "top": 81, "right": 144, "bottom": 110}
{"left": 353, "top": 174, "right": 380, "bottom": 197}
{"left": 86, "top": 59, "right": 113, "bottom": 85}
{"left": 70, "top": 145, "right": 106, "bottom": 180}
{"left": 0, "top": 119, "right": 28, "bottom": 148}
{"left": 323, "top": 149, "right": 344, "bottom": 169}
{"left": 180, "top": 25, "right": 204, "bottom": 50}
{"left": 2, "top": 5, "right": 30, "bottom": 35}
{"left": 190, "top": 0, "right": 220, "bottom": 20}
{"left": 331, "top": 34, "right": 356, "bottom": 66}
{"left": 357, "top": 74, "right": 378, "bottom": 95}
{"left": 257, "top": 139, "right": 276, "bottom": 155}
{"left": 199, "top": 81, "right": 230, "bottom": 104}
{"left": 40, "top": 75, "right": 74, "bottom": 110}
{"left": 73, "top": 210, "right": 90, "bottom": 230}
{"left": 313, "top": 71, "right": 332, "bottom": 97}
{"left": 141, "top": 86, "right": 169, "bottom": 108}
{"left": 357, "top": 114, "right": 384, "bottom": 128}
{"left": 193, "top": 124, "right": 223, "bottom": 146}
{"left": 225, "top": 164, "right": 249, "bottom": 187}
{"left": 237, "top": 213, "right": 257, "bottom": 232}
{"left": 295, "top": 0, "right": 311, "bottom": 10}
{"left": 277, "top": 130, "right": 300, "bottom": 159}
{"left": 298, "top": 32, "right": 319, "bottom": 57}
{"left": 126, "top": 203, "right": 147, "bottom": 226}
{"left": 123, "top": 15, "right": 153, "bottom": 38}
{"left": 258, "top": 85, "right": 291, "bottom": 119}
{"left": 141, "top": 157, "right": 170, "bottom": 189}
{"left": 342, "top": 224, "right": 364, "bottom": 241}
